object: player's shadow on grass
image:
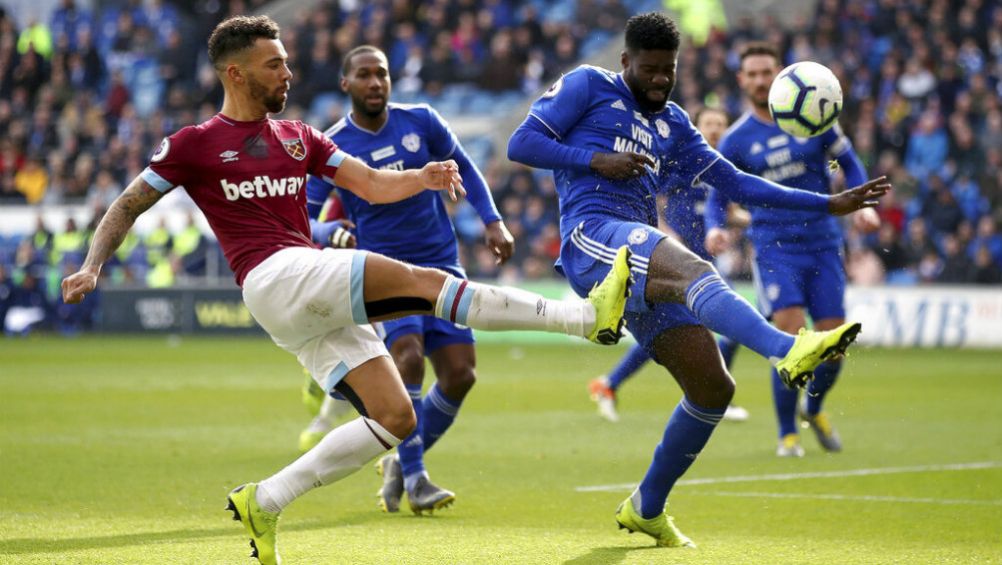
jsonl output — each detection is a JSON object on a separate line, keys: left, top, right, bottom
{"left": 0, "top": 520, "right": 313, "bottom": 555}
{"left": 563, "top": 545, "right": 667, "bottom": 565}
{"left": 0, "top": 511, "right": 397, "bottom": 555}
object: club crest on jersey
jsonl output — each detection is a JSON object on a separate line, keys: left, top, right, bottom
{"left": 655, "top": 119, "right": 670, "bottom": 139}
{"left": 282, "top": 138, "right": 307, "bottom": 161}
{"left": 628, "top": 228, "right": 649, "bottom": 245}
{"left": 401, "top": 133, "right": 421, "bottom": 153}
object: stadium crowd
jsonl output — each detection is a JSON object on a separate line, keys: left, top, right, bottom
{"left": 0, "top": 0, "right": 1000, "bottom": 334}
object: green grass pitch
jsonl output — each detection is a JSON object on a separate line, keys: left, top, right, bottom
{"left": 2, "top": 336, "right": 1001, "bottom": 564}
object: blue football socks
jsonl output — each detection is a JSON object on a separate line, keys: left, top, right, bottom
{"left": 806, "top": 360, "right": 841, "bottom": 416}
{"left": 686, "top": 272, "right": 794, "bottom": 361}
{"left": 771, "top": 368, "right": 799, "bottom": 437}
{"left": 606, "top": 343, "right": 651, "bottom": 391}
{"left": 636, "top": 397, "right": 725, "bottom": 519}
{"left": 397, "top": 384, "right": 426, "bottom": 481}
{"left": 421, "top": 383, "right": 461, "bottom": 452}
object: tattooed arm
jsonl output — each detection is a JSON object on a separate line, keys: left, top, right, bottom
{"left": 62, "top": 177, "right": 166, "bottom": 304}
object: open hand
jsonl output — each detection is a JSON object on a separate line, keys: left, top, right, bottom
{"left": 828, "top": 176, "right": 892, "bottom": 216}
{"left": 421, "top": 160, "right": 466, "bottom": 201}
{"left": 590, "top": 152, "right": 655, "bottom": 180}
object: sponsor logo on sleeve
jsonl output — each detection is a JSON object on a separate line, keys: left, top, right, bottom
{"left": 151, "top": 138, "right": 170, "bottom": 162}
{"left": 542, "top": 76, "right": 563, "bottom": 98}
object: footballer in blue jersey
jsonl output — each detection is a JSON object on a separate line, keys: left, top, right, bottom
{"left": 508, "top": 13, "right": 889, "bottom": 547}
{"left": 303, "top": 46, "right": 514, "bottom": 515}
{"left": 704, "top": 43, "right": 881, "bottom": 457}
{"left": 587, "top": 107, "right": 749, "bottom": 424}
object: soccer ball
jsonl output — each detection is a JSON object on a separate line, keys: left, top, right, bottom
{"left": 768, "top": 61, "right": 843, "bottom": 138}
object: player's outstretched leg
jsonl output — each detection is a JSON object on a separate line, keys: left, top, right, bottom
{"left": 590, "top": 344, "right": 650, "bottom": 422}
{"left": 645, "top": 239, "right": 862, "bottom": 387}
{"left": 359, "top": 247, "right": 632, "bottom": 345}
{"left": 228, "top": 358, "right": 410, "bottom": 565}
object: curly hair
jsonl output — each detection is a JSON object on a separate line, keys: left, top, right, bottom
{"left": 208, "top": 15, "right": 280, "bottom": 69}
{"left": 624, "top": 12, "right": 680, "bottom": 53}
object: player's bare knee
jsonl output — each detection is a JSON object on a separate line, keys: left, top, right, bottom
{"left": 439, "top": 367, "right": 476, "bottom": 399}
{"left": 392, "top": 343, "right": 426, "bottom": 384}
{"left": 372, "top": 403, "right": 416, "bottom": 440}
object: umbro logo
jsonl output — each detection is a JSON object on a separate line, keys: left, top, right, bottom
{"left": 611, "top": 99, "right": 627, "bottom": 111}
{"left": 220, "top": 150, "right": 239, "bottom": 163}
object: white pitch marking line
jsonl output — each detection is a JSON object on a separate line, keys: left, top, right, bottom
{"left": 574, "top": 461, "right": 1002, "bottom": 493}
{"left": 689, "top": 490, "right": 1002, "bottom": 507}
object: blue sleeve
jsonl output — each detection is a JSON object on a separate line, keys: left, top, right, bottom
{"left": 507, "top": 67, "right": 595, "bottom": 172}
{"left": 306, "top": 174, "right": 335, "bottom": 220}
{"left": 667, "top": 106, "right": 728, "bottom": 187}
{"left": 507, "top": 117, "right": 594, "bottom": 172}
{"left": 697, "top": 157, "right": 830, "bottom": 212}
{"left": 824, "top": 125, "right": 867, "bottom": 188}
{"left": 425, "top": 107, "right": 501, "bottom": 224}
{"left": 704, "top": 187, "right": 729, "bottom": 229}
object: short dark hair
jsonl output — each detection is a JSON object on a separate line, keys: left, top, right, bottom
{"left": 624, "top": 12, "right": 680, "bottom": 53}
{"left": 341, "top": 45, "right": 383, "bottom": 76}
{"left": 694, "top": 106, "right": 728, "bottom": 124}
{"left": 207, "top": 15, "right": 280, "bottom": 70}
{"left": 739, "top": 42, "right": 780, "bottom": 66}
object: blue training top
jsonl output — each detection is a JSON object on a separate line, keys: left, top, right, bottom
{"left": 306, "top": 103, "right": 500, "bottom": 271}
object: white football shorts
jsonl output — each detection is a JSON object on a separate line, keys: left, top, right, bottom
{"left": 242, "top": 246, "right": 387, "bottom": 392}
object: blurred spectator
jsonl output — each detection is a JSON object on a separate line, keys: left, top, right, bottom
{"left": 0, "top": 0, "right": 998, "bottom": 296}
{"left": 971, "top": 245, "right": 1002, "bottom": 284}
{"left": 937, "top": 234, "right": 973, "bottom": 283}
{"left": 13, "top": 154, "right": 47, "bottom": 203}
{"left": 905, "top": 111, "right": 948, "bottom": 180}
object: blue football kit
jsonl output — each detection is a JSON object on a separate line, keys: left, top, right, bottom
{"left": 707, "top": 113, "right": 866, "bottom": 320}
{"left": 707, "top": 112, "right": 867, "bottom": 440}
{"left": 508, "top": 65, "right": 830, "bottom": 352}
{"left": 508, "top": 64, "right": 850, "bottom": 523}
{"left": 307, "top": 103, "right": 502, "bottom": 485}
{"left": 306, "top": 103, "right": 501, "bottom": 352}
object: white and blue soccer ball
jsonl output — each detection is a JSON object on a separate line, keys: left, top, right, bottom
{"left": 768, "top": 61, "right": 843, "bottom": 138}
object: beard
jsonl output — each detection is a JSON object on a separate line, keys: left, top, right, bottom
{"left": 352, "top": 92, "right": 387, "bottom": 118}
{"left": 248, "top": 75, "right": 286, "bottom": 114}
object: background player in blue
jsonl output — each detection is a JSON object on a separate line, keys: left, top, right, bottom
{"left": 705, "top": 43, "right": 881, "bottom": 458}
{"left": 508, "top": 13, "right": 889, "bottom": 547}
{"left": 587, "top": 107, "right": 750, "bottom": 423}
{"left": 304, "top": 46, "right": 514, "bottom": 515}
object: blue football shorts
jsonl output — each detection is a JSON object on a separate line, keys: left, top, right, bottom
{"left": 752, "top": 245, "right": 846, "bottom": 321}
{"left": 559, "top": 219, "right": 700, "bottom": 354}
